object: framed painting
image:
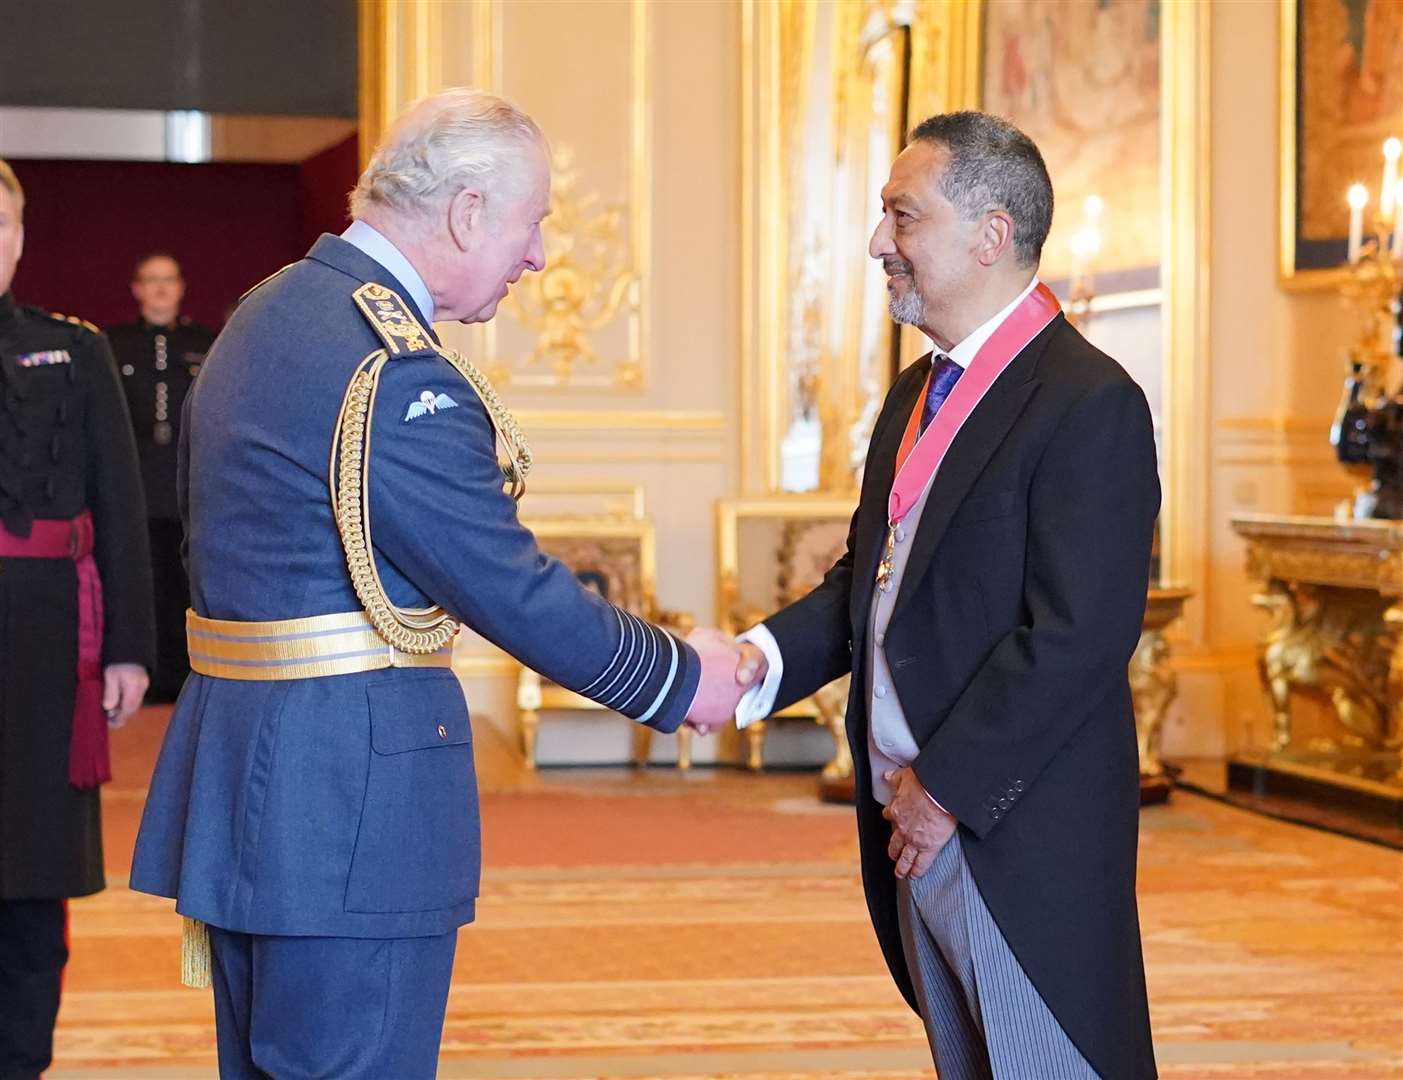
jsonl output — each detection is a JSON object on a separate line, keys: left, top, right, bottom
{"left": 979, "top": 0, "right": 1162, "bottom": 295}
{"left": 1281, "top": 0, "right": 1403, "bottom": 288}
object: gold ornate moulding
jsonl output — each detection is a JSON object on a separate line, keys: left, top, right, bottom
{"left": 1229, "top": 514, "right": 1403, "bottom": 829}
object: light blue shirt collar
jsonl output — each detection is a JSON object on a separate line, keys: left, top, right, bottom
{"left": 340, "top": 220, "right": 435, "bottom": 325}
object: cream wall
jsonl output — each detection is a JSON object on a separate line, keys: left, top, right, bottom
{"left": 366, "top": 1, "right": 741, "bottom": 758}
{"left": 363, "top": 0, "right": 1358, "bottom": 767}
{"left": 1162, "top": 0, "right": 1356, "bottom": 759}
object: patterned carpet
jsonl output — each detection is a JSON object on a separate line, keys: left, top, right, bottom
{"left": 46, "top": 706, "right": 1403, "bottom": 1079}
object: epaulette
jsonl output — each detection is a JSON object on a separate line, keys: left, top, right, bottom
{"left": 238, "top": 262, "right": 295, "bottom": 305}
{"left": 351, "top": 282, "right": 437, "bottom": 357}
{"left": 46, "top": 311, "right": 102, "bottom": 335}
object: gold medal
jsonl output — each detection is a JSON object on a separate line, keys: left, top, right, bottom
{"left": 876, "top": 521, "right": 897, "bottom": 592}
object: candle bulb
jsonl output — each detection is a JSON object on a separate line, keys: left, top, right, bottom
{"left": 1394, "top": 179, "right": 1403, "bottom": 257}
{"left": 1347, "top": 183, "right": 1368, "bottom": 264}
{"left": 1383, "top": 138, "right": 1401, "bottom": 221}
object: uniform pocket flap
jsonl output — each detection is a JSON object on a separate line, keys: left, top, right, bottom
{"left": 366, "top": 675, "right": 471, "bottom": 755}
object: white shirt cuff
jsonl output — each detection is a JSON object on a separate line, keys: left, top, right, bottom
{"left": 734, "top": 624, "right": 784, "bottom": 729}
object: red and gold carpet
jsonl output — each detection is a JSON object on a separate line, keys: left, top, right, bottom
{"left": 45, "top": 707, "right": 1403, "bottom": 1079}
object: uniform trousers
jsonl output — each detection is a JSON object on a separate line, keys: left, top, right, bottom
{"left": 147, "top": 519, "right": 190, "bottom": 702}
{"left": 0, "top": 899, "right": 66, "bottom": 1080}
{"left": 208, "top": 925, "right": 458, "bottom": 1080}
{"left": 896, "top": 835, "right": 1099, "bottom": 1080}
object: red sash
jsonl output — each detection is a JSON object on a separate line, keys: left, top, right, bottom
{"left": 888, "top": 282, "right": 1062, "bottom": 526}
{"left": 0, "top": 511, "right": 110, "bottom": 788}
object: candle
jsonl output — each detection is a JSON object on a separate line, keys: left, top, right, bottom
{"left": 1348, "top": 183, "right": 1368, "bottom": 263}
{"left": 1384, "top": 137, "right": 1402, "bottom": 220}
{"left": 1394, "top": 179, "right": 1403, "bottom": 257}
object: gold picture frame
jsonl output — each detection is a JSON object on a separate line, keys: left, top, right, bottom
{"left": 715, "top": 494, "right": 858, "bottom": 774}
{"left": 516, "top": 513, "right": 696, "bottom": 768}
{"left": 1278, "top": 0, "right": 1403, "bottom": 290}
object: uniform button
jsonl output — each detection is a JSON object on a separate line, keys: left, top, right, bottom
{"left": 998, "top": 797, "right": 1009, "bottom": 808}
{"left": 436, "top": 724, "right": 447, "bottom": 739}
{"left": 1014, "top": 780, "right": 1025, "bottom": 792}
{"left": 990, "top": 808, "right": 1003, "bottom": 820}
{"left": 874, "top": 685, "right": 887, "bottom": 699}
{"left": 121, "top": 364, "right": 134, "bottom": 376}
{"left": 875, "top": 632, "right": 885, "bottom": 647}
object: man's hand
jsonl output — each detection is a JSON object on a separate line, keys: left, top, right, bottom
{"left": 882, "top": 766, "right": 956, "bottom": 879}
{"left": 736, "top": 641, "right": 768, "bottom": 687}
{"left": 102, "top": 663, "right": 149, "bottom": 728}
{"left": 684, "top": 628, "right": 761, "bottom": 734}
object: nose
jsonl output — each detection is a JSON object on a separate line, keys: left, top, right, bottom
{"left": 869, "top": 214, "right": 893, "bottom": 260}
{"left": 526, "top": 225, "right": 546, "bottom": 273}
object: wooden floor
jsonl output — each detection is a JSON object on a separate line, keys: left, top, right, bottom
{"left": 46, "top": 705, "right": 1403, "bottom": 1079}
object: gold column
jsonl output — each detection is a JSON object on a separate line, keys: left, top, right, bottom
{"left": 1159, "top": 0, "right": 1212, "bottom": 641}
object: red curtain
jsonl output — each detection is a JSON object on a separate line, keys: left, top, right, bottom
{"left": 9, "top": 134, "right": 358, "bottom": 332}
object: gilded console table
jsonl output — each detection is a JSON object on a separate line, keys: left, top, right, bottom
{"left": 1229, "top": 514, "right": 1403, "bottom": 826}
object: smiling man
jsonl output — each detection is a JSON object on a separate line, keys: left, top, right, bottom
{"left": 736, "top": 112, "right": 1161, "bottom": 1079}
{"left": 130, "top": 89, "right": 749, "bottom": 1078}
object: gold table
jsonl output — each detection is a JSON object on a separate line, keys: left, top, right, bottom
{"left": 1229, "top": 514, "right": 1403, "bottom": 827}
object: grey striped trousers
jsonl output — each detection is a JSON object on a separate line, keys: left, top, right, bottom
{"left": 896, "top": 835, "right": 1099, "bottom": 1079}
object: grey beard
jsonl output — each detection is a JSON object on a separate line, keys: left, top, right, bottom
{"left": 887, "top": 282, "right": 924, "bottom": 325}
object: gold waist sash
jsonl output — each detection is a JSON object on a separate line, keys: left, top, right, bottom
{"left": 186, "top": 609, "right": 454, "bottom": 681}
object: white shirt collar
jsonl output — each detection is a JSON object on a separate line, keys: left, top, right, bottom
{"left": 340, "top": 220, "right": 435, "bottom": 325}
{"left": 933, "top": 277, "right": 1040, "bottom": 369}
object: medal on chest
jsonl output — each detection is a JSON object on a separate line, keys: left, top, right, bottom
{"left": 876, "top": 282, "right": 1061, "bottom": 592}
{"left": 876, "top": 522, "right": 904, "bottom": 593}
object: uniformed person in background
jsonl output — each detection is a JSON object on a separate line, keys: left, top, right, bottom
{"left": 130, "top": 90, "right": 750, "bottom": 1079}
{"left": 108, "top": 255, "right": 215, "bottom": 701}
{"left": 0, "top": 161, "right": 154, "bottom": 1079}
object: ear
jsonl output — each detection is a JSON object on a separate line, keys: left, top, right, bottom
{"left": 446, "top": 187, "right": 486, "bottom": 253}
{"left": 976, "top": 210, "right": 1015, "bottom": 267}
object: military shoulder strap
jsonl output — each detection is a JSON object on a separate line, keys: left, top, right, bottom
{"left": 238, "top": 262, "right": 295, "bottom": 305}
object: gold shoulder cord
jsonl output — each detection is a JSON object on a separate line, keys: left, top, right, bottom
{"left": 331, "top": 283, "right": 533, "bottom": 654}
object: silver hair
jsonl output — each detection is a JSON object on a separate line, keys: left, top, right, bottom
{"left": 349, "top": 88, "right": 544, "bottom": 222}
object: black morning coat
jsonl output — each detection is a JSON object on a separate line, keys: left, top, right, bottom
{"left": 764, "top": 312, "right": 1160, "bottom": 1080}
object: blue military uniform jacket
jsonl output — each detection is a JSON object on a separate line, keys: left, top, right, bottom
{"left": 130, "top": 235, "right": 700, "bottom": 938}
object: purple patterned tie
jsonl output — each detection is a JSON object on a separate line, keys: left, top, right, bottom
{"left": 919, "top": 355, "right": 963, "bottom": 435}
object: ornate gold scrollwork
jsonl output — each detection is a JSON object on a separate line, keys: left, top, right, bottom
{"left": 502, "top": 145, "right": 637, "bottom": 387}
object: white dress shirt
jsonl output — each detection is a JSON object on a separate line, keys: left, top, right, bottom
{"left": 341, "top": 220, "right": 436, "bottom": 326}
{"left": 736, "top": 278, "right": 1041, "bottom": 806}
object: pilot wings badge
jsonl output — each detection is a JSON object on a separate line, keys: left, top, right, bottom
{"left": 403, "top": 389, "right": 460, "bottom": 422}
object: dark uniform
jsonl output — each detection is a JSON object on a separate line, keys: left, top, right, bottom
{"left": 108, "top": 316, "right": 215, "bottom": 701}
{"left": 0, "top": 291, "right": 154, "bottom": 1079}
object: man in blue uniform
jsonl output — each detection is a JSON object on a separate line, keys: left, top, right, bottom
{"left": 131, "top": 90, "right": 749, "bottom": 1079}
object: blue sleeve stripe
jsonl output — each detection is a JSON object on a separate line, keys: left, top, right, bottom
{"left": 593, "top": 613, "right": 642, "bottom": 707}
{"left": 614, "top": 621, "right": 661, "bottom": 714}
{"left": 576, "top": 608, "right": 628, "bottom": 696}
{"left": 635, "top": 632, "right": 680, "bottom": 725}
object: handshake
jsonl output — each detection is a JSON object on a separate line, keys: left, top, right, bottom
{"left": 681, "top": 628, "right": 770, "bottom": 735}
